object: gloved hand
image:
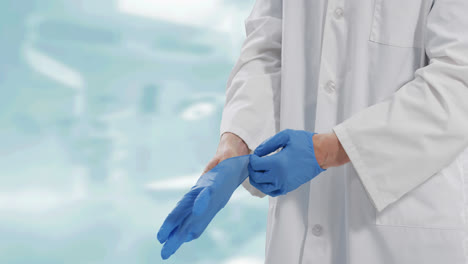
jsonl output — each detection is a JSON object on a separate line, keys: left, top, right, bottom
{"left": 248, "top": 129, "right": 326, "bottom": 196}
{"left": 157, "top": 155, "right": 250, "bottom": 260}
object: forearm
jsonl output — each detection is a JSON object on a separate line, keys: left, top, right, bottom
{"left": 220, "top": 0, "right": 282, "bottom": 151}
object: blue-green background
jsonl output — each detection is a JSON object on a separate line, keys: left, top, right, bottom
{"left": 0, "top": 1, "right": 268, "bottom": 263}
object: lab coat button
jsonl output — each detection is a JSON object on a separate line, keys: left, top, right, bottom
{"left": 334, "top": 8, "right": 344, "bottom": 18}
{"left": 312, "top": 224, "right": 323, "bottom": 236}
{"left": 325, "top": 81, "right": 336, "bottom": 94}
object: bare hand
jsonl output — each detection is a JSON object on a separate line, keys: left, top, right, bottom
{"left": 203, "top": 132, "right": 250, "bottom": 174}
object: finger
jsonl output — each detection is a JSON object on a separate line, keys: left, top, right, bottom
{"left": 250, "top": 170, "right": 275, "bottom": 184}
{"left": 157, "top": 189, "right": 200, "bottom": 244}
{"left": 250, "top": 178, "right": 280, "bottom": 194}
{"left": 248, "top": 163, "right": 271, "bottom": 184}
{"left": 249, "top": 154, "right": 277, "bottom": 171}
{"left": 247, "top": 162, "right": 258, "bottom": 177}
{"left": 157, "top": 208, "right": 189, "bottom": 244}
{"left": 254, "top": 130, "right": 290, "bottom": 157}
{"left": 203, "top": 157, "right": 220, "bottom": 174}
{"left": 184, "top": 216, "right": 211, "bottom": 243}
{"left": 184, "top": 218, "right": 211, "bottom": 243}
{"left": 192, "top": 188, "right": 211, "bottom": 216}
{"left": 161, "top": 225, "right": 189, "bottom": 260}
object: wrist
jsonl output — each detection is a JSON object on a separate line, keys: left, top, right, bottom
{"left": 219, "top": 132, "right": 250, "bottom": 156}
{"left": 312, "top": 132, "right": 349, "bottom": 169}
{"left": 312, "top": 133, "right": 328, "bottom": 169}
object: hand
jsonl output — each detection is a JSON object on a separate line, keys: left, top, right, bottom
{"left": 157, "top": 155, "right": 250, "bottom": 260}
{"left": 248, "top": 129, "right": 326, "bottom": 196}
{"left": 203, "top": 132, "right": 250, "bottom": 173}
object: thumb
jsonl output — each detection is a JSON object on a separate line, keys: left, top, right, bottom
{"left": 255, "top": 130, "right": 290, "bottom": 157}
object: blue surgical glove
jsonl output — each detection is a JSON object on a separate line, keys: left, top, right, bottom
{"left": 157, "top": 155, "right": 250, "bottom": 260}
{"left": 248, "top": 129, "right": 326, "bottom": 196}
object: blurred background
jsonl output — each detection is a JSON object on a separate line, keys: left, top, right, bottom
{"left": 0, "top": 1, "right": 268, "bottom": 263}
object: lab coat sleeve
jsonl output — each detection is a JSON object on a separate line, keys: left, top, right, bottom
{"left": 220, "top": 0, "right": 282, "bottom": 197}
{"left": 332, "top": 0, "right": 468, "bottom": 212}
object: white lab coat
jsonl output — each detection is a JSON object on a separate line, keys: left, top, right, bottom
{"left": 220, "top": 0, "right": 468, "bottom": 263}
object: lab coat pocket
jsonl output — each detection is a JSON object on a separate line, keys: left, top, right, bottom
{"left": 375, "top": 156, "right": 465, "bottom": 230}
{"left": 369, "top": 0, "right": 430, "bottom": 48}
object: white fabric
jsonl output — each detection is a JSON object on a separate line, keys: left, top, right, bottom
{"left": 220, "top": 0, "right": 468, "bottom": 263}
